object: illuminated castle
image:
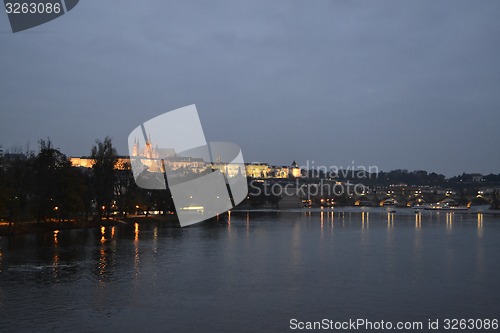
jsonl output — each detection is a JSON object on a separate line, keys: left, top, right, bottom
{"left": 131, "top": 136, "right": 162, "bottom": 172}
{"left": 130, "top": 136, "right": 206, "bottom": 173}
{"left": 71, "top": 135, "right": 300, "bottom": 179}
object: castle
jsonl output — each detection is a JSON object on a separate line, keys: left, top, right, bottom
{"left": 71, "top": 136, "right": 301, "bottom": 179}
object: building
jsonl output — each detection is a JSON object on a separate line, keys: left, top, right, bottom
{"left": 246, "top": 163, "right": 271, "bottom": 178}
{"left": 71, "top": 136, "right": 206, "bottom": 173}
{"left": 471, "top": 173, "right": 485, "bottom": 182}
{"left": 245, "top": 161, "right": 301, "bottom": 179}
{"left": 71, "top": 136, "right": 301, "bottom": 181}
{"left": 211, "top": 163, "right": 245, "bottom": 178}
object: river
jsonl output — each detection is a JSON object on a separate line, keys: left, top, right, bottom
{"left": 1, "top": 207, "right": 499, "bottom": 332}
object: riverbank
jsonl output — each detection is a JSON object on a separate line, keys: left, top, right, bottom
{"left": 0, "top": 214, "right": 180, "bottom": 236}
{"left": 2, "top": 206, "right": 498, "bottom": 236}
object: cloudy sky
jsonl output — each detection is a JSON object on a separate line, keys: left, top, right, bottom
{"left": 1, "top": 0, "right": 499, "bottom": 176}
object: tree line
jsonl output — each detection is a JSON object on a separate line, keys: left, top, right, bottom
{"left": 0, "top": 137, "right": 173, "bottom": 225}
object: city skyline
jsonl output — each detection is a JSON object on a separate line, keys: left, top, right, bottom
{"left": 1, "top": 1, "right": 500, "bottom": 176}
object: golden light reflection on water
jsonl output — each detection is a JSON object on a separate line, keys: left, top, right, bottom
{"left": 414, "top": 216, "right": 422, "bottom": 266}
{"left": 134, "top": 223, "right": 140, "bottom": 278}
{"left": 98, "top": 246, "right": 107, "bottom": 282}
{"left": 477, "top": 213, "right": 484, "bottom": 238}
{"left": 52, "top": 230, "right": 60, "bottom": 280}
{"left": 52, "top": 252, "right": 60, "bottom": 280}
{"left": 476, "top": 213, "right": 485, "bottom": 275}
{"left": 227, "top": 211, "right": 231, "bottom": 232}
{"left": 100, "top": 226, "right": 106, "bottom": 244}
{"left": 361, "top": 211, "right": 369, "bottom": 229}
{"left": 53, "top": 230, "right": 59, "bottom": 246}
{"left": 415, "top": 212, "right": 422, "bottom": 229}
{"left": 446, "top": 212, "right": 453, "bottom": 230}
{"left": 320, "top": 211, "right": 324, "bottom": 238}
{"left": 330, "top": 211, "right": 334, "bottom": 232}
{"left": 360, "top": 211, "right": 369, "bottom": 245}
{"left": 387, "top": 212, "right": 394, "bottom": 228}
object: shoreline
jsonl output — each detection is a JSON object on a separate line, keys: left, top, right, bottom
{"left": 2, "top": 206, "right": 499, "bottom": 236}
{"left": 0, "top": 214, "right": 180, "bottom": 236}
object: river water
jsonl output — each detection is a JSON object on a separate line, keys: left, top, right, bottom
{"left": 1, "top": 207, "right": 499, "bottom": 332}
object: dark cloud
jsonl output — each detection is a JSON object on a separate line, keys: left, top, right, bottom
{"left": 1, "top": 0, "right": 499, "bottom": 176}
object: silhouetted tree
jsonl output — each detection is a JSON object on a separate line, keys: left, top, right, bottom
{"left": 0, "top": 148, "right": 33, "bottom": 224}
{"left": 114, "top": 160, "right": 136, "bottom": 217}
{"left": 32, "top": 139, "right": 74, "bottom": 223}
{"left": 91, "top": 137, "right": 117, "bottom": 222}
{"left": 491, "top": 190, "right": 499, "bottom": 210}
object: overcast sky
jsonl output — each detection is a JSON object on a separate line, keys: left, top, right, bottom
{"left": 1, "top": 0, "right": 499, "bottom": 176}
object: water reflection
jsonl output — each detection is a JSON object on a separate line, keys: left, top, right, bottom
{"left": 305, "top": 210, "right": 312, "bottom": 222}
{"left": 52, "top": 230, "right": 60, "bottom": 281}
{"left": 446, "top": 212, "right": 453, "bottom": 231}
{"left": 246, "top": 212, "right": 250, "bottom": 236}
{"left": 320, "top": 211, "right": 324, "bottom": 238}
{"left": 387, "top": 212, "right": 394, "bottom": 228}
{"left": 134, "top": 223, "right": 139, "bottom": 242}
{"left": 100, "top": 226, "right": 106, "bottom": 244}
{"left": 361, "top": 211, "right": 369, "bottom": 229}
{"left": 415, "top": 212, "right": 422, "bottom": 229}
{"left": 360, "top": 211, "right": 369, "bottom": 246}
{"left": 477, "top": 213, "right": 484, "bottom": 238}
{"left": 340, "top": 211, "right": 345, "bottom": 226}
{"left": 291, "top": 221, "right": 302, "bottom": 267}
{"left": 134, "top": 223, "right": 140, "bottom": 278}
{"left": 330, "top": 211, "right": 334, "bottom": 234}
{"left": 98, "top": 246, "right": 107, "bottom": 284}
{"left": 153, "top": 226, "right": 158, "bottom": 260}
{"left": 476, "top": 214, "right": 485, "bottom": 277}
{"left": 53, "top": 230, "right": 59, "bottom": 246}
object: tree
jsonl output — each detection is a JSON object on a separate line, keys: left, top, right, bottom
{"left": 91, "top": 137, "right": 117, "bottom": 222}
{"left": 114, "top": 160, "right": 136, "bottom": 217}
{"left": 491, "top": 190, "right": 500, "bottom": 210}
{"left": 0, "top": 148, "right": 34, "bottom": 224}
{"left": 32, "top": 139, "right": 72, "bottom": 223}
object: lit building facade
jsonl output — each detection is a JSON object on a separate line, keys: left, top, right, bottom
{"left": 71, "top": 138, "right": 301, "bottom": 180}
